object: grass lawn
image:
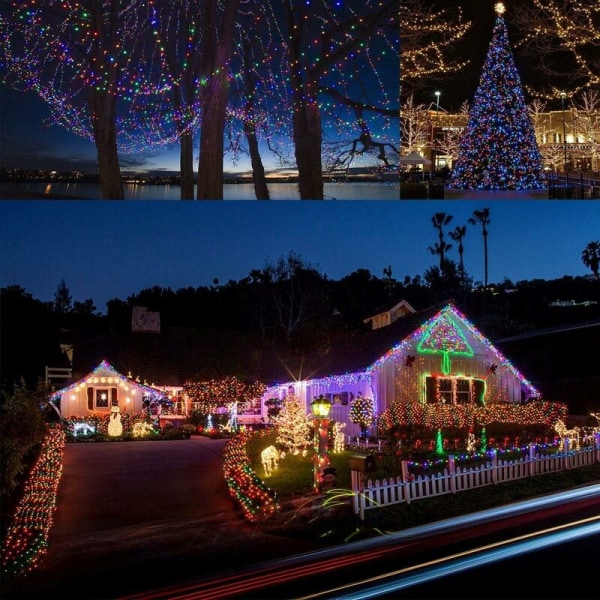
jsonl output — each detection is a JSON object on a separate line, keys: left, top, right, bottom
{"left": 245, "top": 432, "right": 600, "bottom": 545}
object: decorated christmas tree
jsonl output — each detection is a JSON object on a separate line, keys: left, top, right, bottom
{"left": 274, "top": 396, "right": 311, "bottom": 455}
{"left": 450, "top": 3, "right": 545, "bottom": 190}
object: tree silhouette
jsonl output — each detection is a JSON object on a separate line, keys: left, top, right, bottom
{"left": 53, "top": 280, "right": 73, "bottom": 315}
{"left": 582, "top": 241, "right": 600, "bottom": 280}
{"left": 469, "top": 208, "right": 492, "bottom": 291}
{"left": 429, "top": 213, "right": 453, "bottom": 276}
{"left": 449, "top": 225, "right": 468, "bottom": 280}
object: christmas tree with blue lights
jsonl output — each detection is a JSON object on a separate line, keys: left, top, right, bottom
{"left": 450, "top": 3, "right": 544, "bottom": 190}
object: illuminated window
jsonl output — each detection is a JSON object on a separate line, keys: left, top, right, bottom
{"left": 241, "top": 398, "right": 262, "bottom": 416}
{"left": 425, "top": 377, "right": 485, "bottom": 405}
{"left": 96, "top": 389, "right": 109, "bottom": 408}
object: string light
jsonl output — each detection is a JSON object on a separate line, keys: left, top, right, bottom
{"left": 222, "top": 430, "right": 280, "bottom": 523}
{"left": 514, "top": 0, "right": 600, "bottom": 99}
{"left": 1, "top": 426, "right": 65, "bottom": 580}
{"left": 400, "top": 0, "right": 472, "bottom": 93}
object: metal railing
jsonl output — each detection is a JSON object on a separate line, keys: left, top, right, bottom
{"left": 548, "top": 171, "right": 600, "bottom": 199}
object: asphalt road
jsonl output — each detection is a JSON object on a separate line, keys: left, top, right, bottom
{"left": 0, "top": 438, "right": 322, "bottom": 600}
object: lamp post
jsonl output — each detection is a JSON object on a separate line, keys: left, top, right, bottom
{"left": 434, "top": 91, "right": 441, "bottom": 172}
{"left": 561, "top": 92, "right": 567, "bottom": 172}
{"left": 311, "top": 395, "right": 332, "bottom": 494}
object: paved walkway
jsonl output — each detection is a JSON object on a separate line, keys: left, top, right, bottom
{"left": 0, "top": 438, "right": 321, "bottom": 600}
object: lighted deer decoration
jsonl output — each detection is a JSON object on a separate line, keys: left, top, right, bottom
{"left": 554, "top": 419, "right": 580, "bottom": 451}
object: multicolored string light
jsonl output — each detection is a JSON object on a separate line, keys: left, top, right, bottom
{"left": 222, "top": 430, "right": 280, "bottom": 522}
{"left": 1, "top": 425, "right": 65, "bottom": 580}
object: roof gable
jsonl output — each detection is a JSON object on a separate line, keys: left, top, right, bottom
{"left": 303, "top": 304, "right": 540, "bottom": 398}
{"left": 50, "top": 359, "right": 166, "bottom": 401}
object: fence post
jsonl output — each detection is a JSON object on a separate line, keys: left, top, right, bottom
{"left": 351, "top": 470, "right": 364, "bottom": 519}
{"left": 401, "top": 460, "right": 411, "bottom": 504}
{"left": 529, "top": 443, "right": 536, "bottom": 476}
{"left": 448, "top": 455, "right": 456, "bottom": 494}
{"left": 489, "top": 449, "right": 497, "bottom": 484}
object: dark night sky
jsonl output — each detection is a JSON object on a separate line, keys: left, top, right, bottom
{"left": 1, "top": 201, "right": 598, "bottom": 314}
{"left": 413, "top": 0, "right": 566, "bottom": 112}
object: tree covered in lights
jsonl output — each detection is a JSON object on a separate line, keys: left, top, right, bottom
{"left": 400, "top": 0, "right": 472, "bottom": 97}
{"left": 512, "top": 0, "right": 600, "bottom": 98}
{"left": 349, "top": 393, "right": 374, "bottom": 440}
{"left": 273, "top": 394, "right": 311, "bottom": 455}
{"left": 0, "top": 1, "right": 164, "bottom": 199}
{"left": 280, "top": 1, "right": 399, "bottom": 199}
{"left": 450, "top": 3, "right": 545, "bottom": 191}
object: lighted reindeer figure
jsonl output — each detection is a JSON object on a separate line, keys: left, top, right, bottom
{"left": 582, "top": 413, "right": 600, "bottom": 445}
{"left": 554, "top": 419, "right": 580, "bottom": 451}
{"left": 261, "top": 445, "right": 281, "bottom": 477}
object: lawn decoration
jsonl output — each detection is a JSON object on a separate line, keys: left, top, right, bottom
{"left": 333, "top": 422, "right": 346, "bottom": 453}
{"left": 107, "top": 404, "right": 123, "bottom": 437}
{"left": 554, "top": 419, "right": 581, "bottom": 451}
{"left": 260, "top": 445, "right": 280, "bottom": 477}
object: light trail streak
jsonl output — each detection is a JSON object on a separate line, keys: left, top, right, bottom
{"left": 118, "top": 484, "right": 600, "bottom": 600}
{"left": 295, "top": 515, "right": 600, "bottom": 600}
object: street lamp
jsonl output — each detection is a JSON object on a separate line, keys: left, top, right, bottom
{"left": 434, "top": 91, "right": 441, "bottom": 172}
{"left": 561, "top": 92, "right": 567, "bottom": 172}
{"left": 311, "top": 395, "right": 332, "bottom": 493}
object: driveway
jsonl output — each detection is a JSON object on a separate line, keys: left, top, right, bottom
{"left": 0, "top": 437, "right": 321, "bottom": 599}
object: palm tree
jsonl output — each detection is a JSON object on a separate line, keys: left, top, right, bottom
{"left": 431, "top": 212, "right": 453, "bottom": 276}
{"left": 468, "top": 208, "right": 491, "bottom": 290}
{"left": 428, "top": 241, "right": 453, "bottom": 274}
{"left": 449, "top": 225, "right": 468, "bottom": 280}
{"left": 582, "top": 241, "right": 600, "bottom": 280}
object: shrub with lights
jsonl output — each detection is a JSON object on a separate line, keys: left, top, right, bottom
{"left": 1, "top": 425, "right": 65, "bottom": 581}
{"left": 378, "top": 399, "right": 568, "bottom": 456}
{"left": 222, "top": 430, "right": 279, "bottom": 523}
{"left": 63, "top": 412, "right": 159, "bottom": 441}
{"left": 183, "top": 376, "right": 266, "bottom": 435}
{"left": 349, "top": 393, "right": 374, "bottom": 440}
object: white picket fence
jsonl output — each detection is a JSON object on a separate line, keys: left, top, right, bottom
{"left": 351, "top": 438, "right": 600, "bottom": 520}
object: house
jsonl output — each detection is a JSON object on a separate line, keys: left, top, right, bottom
{"left": 49, "top": 360, "right": 169, "bottom": 419}
{"left": 58, "top": 304, "right": 542, "bottom": 436}
{"left": 264, "top": 303, "right": 541, "bottom": 437}
{"left": 363, "top": 299, "right": 416, "bottom": 330}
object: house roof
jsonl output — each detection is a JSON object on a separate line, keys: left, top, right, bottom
{"left": 301, "top": 304, "right": 540, "bottom": 398}
{"left": 68, "top": 303, "right": 538, "bottom": 394}
{"left": 50, "top": 359, "right": 167, "bottom": 400}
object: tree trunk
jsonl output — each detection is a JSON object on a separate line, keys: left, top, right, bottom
{"left": 180, "top": 130, "right": 195, "bottom": 200}
{"left": 293, "top": 101, "right": 324, "bottom": 200}
{"left": 244, "top": 121, "right": 269, "bottom": 200}
{"left": 197, "top": 0, "right": 240, "bottom": 200}
{"left": 90, "top": 90, "right": 123, "bottom": 199}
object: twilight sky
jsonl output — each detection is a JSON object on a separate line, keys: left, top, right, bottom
{"left": 1, "top": 200, "right": 597, "bottom": 314}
